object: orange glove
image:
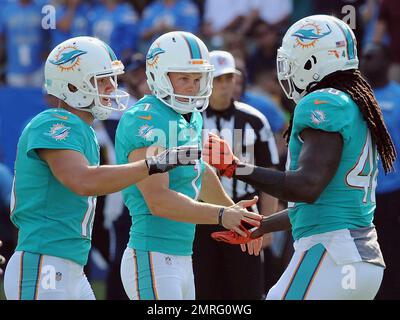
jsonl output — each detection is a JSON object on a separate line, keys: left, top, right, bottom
{"left": 203, "top": 133, "right": 239, "bottom": 178}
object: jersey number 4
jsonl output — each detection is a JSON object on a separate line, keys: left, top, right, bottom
{"left": 345, "top": 131, "right": 378, "bottom": 203}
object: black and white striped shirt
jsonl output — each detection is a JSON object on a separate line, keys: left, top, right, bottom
{"left": 203, "top": 100, "right": 279, "bottom": 202}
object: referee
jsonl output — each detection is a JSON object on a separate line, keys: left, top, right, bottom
{"left": 193, "top": 50, "right": 280, "bottom": 300}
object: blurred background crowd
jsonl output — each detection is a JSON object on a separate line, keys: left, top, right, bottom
{"left": 1, "top": 0, "right": 400, "bottom": 300}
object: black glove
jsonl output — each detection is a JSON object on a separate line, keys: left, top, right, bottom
{"left": 145, "top": 145, "right": 201, "bottom": 175}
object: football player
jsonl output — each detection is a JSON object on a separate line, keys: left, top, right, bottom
{"left": 205, "top": 15, "right": 395, "bottom": 300}
{"left": 3, "top": 36, "right": 201, "bottom": 300}
{"left": 115, "top": 31, "right": 262, "bottom": 300}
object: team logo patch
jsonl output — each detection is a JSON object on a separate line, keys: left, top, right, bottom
{"left": 45, "top": 123, "right": 71, "bottom": 141}
{"left": 146, "top": 46, "right": 165, "bottom": 68}
{"left": 50, "top": 45, "right": 87, "bottom": 72}
{"left": 292, "top": 23, "right": 332, "bottom": 49}
{"left": 165, "top": 256, "right": 172, "bottom": 265}
{"left": 217, "top": 57, "right": 227, "bottom": 65}
{"left": 311, "top": 110, "right": 326, "bottom": 125}
{"left": 137, "top": 124, "right": 154, "bottom": 139}
{"left": 56, "top": 272, "right": 62, "bottom": 281}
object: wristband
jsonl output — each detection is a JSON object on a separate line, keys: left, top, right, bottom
{"left": 218, "top": 207, "right": 225, "bottom": 226}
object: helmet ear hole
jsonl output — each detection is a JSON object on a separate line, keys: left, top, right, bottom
{"left": 150, "top": 72, "right": 155, "bottom": 82}
{"left": 304, "top": 60, "right": 312, "bottom": 70}
{"left": 68, "top": 83, "right": 78, "bottom": 93}
{"left": 304, "top": 55, "right": 318, "bottom": 71}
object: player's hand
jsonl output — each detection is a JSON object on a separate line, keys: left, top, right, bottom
{"left": 211, "top": 197, "right": 264, "bottom": 245}
{"left": 240, "top": 236, "right": 263, "bottom": 256}
{"left": 211, "top": 221, "right": 262, "bottom": 245}
{"left": 222, "top": 197, "right": 261, "bottom": 236}
{"left": 261, "top": 233, "right": 273, "bottom": 248}
{"left": 146, "top": 145, "right": 201, "bottom": 175}
{"left": 203, "top": 133, "right": 239, "bottom": 178}
{"left": 217, "top": 196, "right": 262, "bottom": 236}
{"left": 0, "top": 240, "right": 6, "bottom": 276}
{"left": 249, "top": 216, "right": 271, "bottom": 239}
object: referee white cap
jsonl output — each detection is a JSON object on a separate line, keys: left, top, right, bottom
{"left": 210, "top": 50, "right": 241, "bottom": 78}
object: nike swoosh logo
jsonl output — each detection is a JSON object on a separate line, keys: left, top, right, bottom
{"left": 314, "top": 99, "right": 328, "bottom": 105}
{"left": 52, "top": 114, "right": 68, "bottom": 120}
{"left": 138, "top": 115, "right": 152, "bottom": 120}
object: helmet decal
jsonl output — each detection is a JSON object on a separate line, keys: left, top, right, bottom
{"left": 45, "top": 36, "right": 130, "bottom": 120}
{"left": 145, "top": 31, "right": 214, "bottom": 114}
{"left": 291, "top": 23, "right": 332, "bottom": 49}
{"left": 335, "top": 40, "right": 346, "bottom": 48}
{"left": 146, "top": 46, "right": 166, "bottom": 67}
{"left": 332, "top": 20, "right": 356, "bottom": 60}
{"left": 328, "top": 49, "right": 340, "bottom": 59}
{"left": 277, "top": 15, "right": 359, "bottom": 102}
{"left": 102, "top": 42, "right": 118, "bottom": 61}
{"left": 50, "top": 45, "right": 87, "bottom": 71}
{"left": 181, "top": 34, "right": 202, "bottom": 59}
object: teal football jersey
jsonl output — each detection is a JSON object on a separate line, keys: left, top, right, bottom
{"left": 288, "top": 88, "right": 378, "bottom": 240}
{"left": 115, "top": 95, "right": 205, "bottom": 256}
{"left": 10, "top": 108, "right": 99, "bottom": 266}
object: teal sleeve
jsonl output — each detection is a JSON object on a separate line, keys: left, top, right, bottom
{"left": 293, "top": 90, "right": 354, "bottom": 140}
{"left": 26, "top": 116, "right": 85, "bottom": 159}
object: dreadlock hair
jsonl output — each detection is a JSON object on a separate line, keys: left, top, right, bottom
{"left": 283, "top": 69, "right": 396, "bottom": 173}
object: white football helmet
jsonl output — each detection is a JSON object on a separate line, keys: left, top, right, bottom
{"left": 45, "top": 36, "right": 129, "bottom": 120}
{"left": 145, "top": 31, "right": 214, "bottom": 114}
{"left": 277, "top": 15, "right": 359, "bottom": 102}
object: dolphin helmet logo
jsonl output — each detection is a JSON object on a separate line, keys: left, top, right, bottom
{"left": 146, "top": 46, "right": 165, "bottom": 68}
{"left": 292, "top": 23, "right": 332, "bottom": 49}
{"left": 50, "top": 45, "right": 87, "bottom": 71}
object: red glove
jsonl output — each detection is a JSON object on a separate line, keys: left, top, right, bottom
{"left": 211, "top": 222, "right": 261, "bottom": 245}
{"left": 203, "top": 133, "right": 239, "bottom": 178}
